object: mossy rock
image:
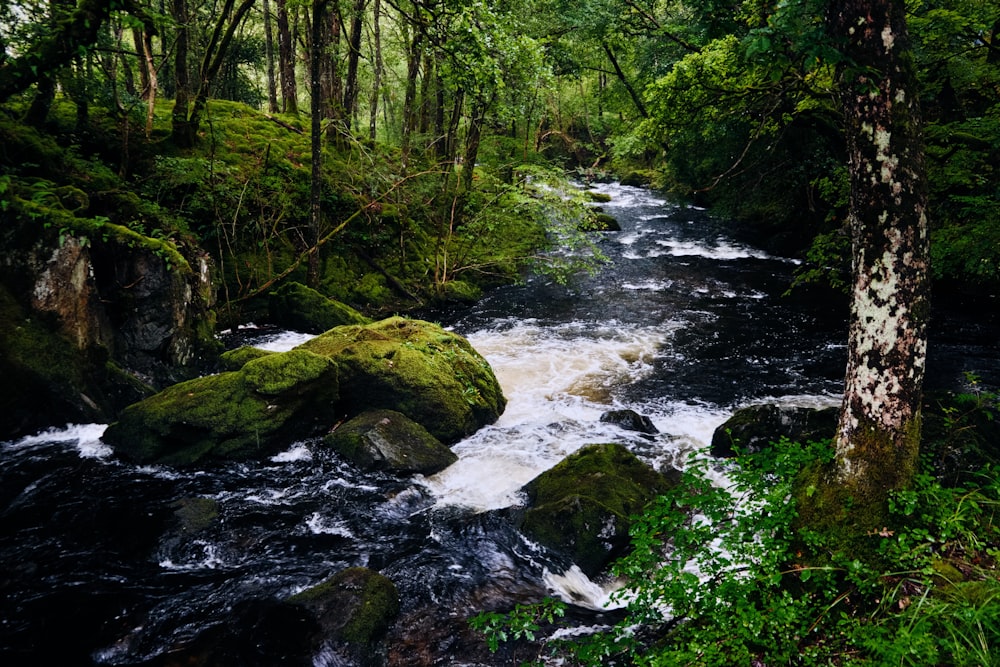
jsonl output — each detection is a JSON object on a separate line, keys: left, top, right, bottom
{"left": 711, "top": 404, "right": 838, "bottom": 458}
{"left": 289, "top": 567, "right": 400, "bottom": 646}
{"left": 520, "top": 443, "right": 677, "bottom": 577}
{"left": 435, "top": 279, "right": 483, "bottom": 305}
{"left": 299, "top": 317, "right": 505, "bottom": 444}
{"left": 619, "top": 170, "right": 654, "bottom": 187}
{"left": 268, "top": 281, "right": 370, "bottom": 334}
{"left": 219, "top": 345, "right": 275, "bottom": 371}
{"left": 102, "top": 349, "right": 339, "bottom": 466}
{"left": 585, "top": 191, "right": 612, "bottom": 203}
{"left": 324, "top": 409, "right": 457, "bottom": 475}
{"left": 586, "top": 213, "right": 621, "bottom": 232}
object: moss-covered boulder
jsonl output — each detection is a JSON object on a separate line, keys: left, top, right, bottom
{"left": 324, "top": 409, "right": 457, "bottom": 475}
{"left": 289, "top": 567, "right": 399, "bottom": 657}
{"left": 102, "top": 349, "right": 339, "bottom": 466}
{"left": 299, "top": 317, "right": 505, "bottom": 444}
{"left": 710, "top": 404, "right": 838, "bottom": 458}
{"left": 268, "top": 281, "right": 370, "bottom": 334}
{"left": 588, "top": 212, "right": 621, "bottom": 231}
{"left": 218, "top": 345, "right": 275, "bottom": 371}
{"left": 520, "top": 443, "right": 677, "bottom": 577}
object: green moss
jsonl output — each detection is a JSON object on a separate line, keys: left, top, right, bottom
{"left": 103, "top": 348, "right": 340, "bottom": 466}
{"left": 289, "top": 567, "right": 400, "bottom": 645}
{"left": 521, "top": 443, "right": 678, "bottom": 576}
{"left": 323, "top": 409, "right": 457, "bottom": 475}
{"left": 171, "top": 497, "right": 220, "bottom": 534}
{"left": 242, "top": 349, "right": 336, "bottom": 395}
{"left": 219, "top": 346, "right": 275, "bottom": 371}
{"left": 352, "top": 272, "right": 392, "bottom": 305}
{"left": 299, "top": 317, "right": 505, "bottom": 443}
{"left": 268, "top": 281, "right": 370, "bottom": 334}
{"left": 585, "top": 191, "right": 613, "bottom": 203}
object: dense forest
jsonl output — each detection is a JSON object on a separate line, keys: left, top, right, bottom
{"left": 2, "top": 0, "right": 1000, "bottom": 665}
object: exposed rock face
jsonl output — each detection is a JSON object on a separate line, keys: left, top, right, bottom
{"left": 710, "top": 404, "right": 839, "bottom": 458}
{"left": 268, "top": 281, "right": 371, "bottom": 334}
{"left": 300, "top": 317, "right": 506, "bottom": 444}
{"left": 102, "top": 349, "right": 340, "bottom": 466}
{"left": 519, "top": 443, "right": 678, "bottom": 577}
{"left": 0, "top": 217, "right": 219, "bottom": 438}
{"left": 324, "top": 409, "right": 458, "bottom": 475}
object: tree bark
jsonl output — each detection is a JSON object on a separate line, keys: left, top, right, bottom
{"left": 263, "top": 0, "right": 280, "bottom": 113}
{"left": 342, "top": 0, "right": 368, "bottom": 131}
{"left": 829, "top": 0, "right": 930, "bottom": 512}
{"left": 276, "top": 0, "right": 297, "bottom": 113}
{"left": 171, "top": 0, "right": 192, "bottom": 144}
{"left": 369, "top": 0, "right": 382, "bottom": 141}
{"left": 308, "top": 0, "right": 331, "bottom": 287}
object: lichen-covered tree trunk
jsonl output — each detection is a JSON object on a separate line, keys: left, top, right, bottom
{"left": 829, "top": 0, "right": 930, "bottom": 511}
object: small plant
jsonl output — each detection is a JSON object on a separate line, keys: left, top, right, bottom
{"left": 473, "top": 435, "right": 1000, "bottom": 665}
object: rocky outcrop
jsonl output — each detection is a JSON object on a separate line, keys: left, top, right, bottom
{"left": 268, "top": 281, "right": 370, "bottom": 334}
{"left": 103, "top": 317, "right": 505, "bottom": 466}
{"left": 102, "top": 349, "right": 340, "bottom": 465}
{"left": 300, "top": 317, "right": 506, "bottom": 444}
{"left": 519, "top": 443, "right": 678, "bottom": 577}
{"left": 710, "top": 403, "right": 839, "bottom": 458}
{"left": 0, "top": 211, "right": 219, "bottom": 438}
{"left": 324, "top": 409, "right": 457, "bottom": 475}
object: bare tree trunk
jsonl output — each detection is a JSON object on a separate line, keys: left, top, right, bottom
{"left": 829, "top": 0, "right": 930, "bottom": 517}
{"left": 342, "top": 0, "right": 368, "bottom": 132}
{"left": 137, "top": 29, "right": 158, "bottom": 137}
{"left": 308, "top": 0, "right": 331, "bottom": 287}
{"left": 368, "top": 0, "right": 382, "bottom": 141}
{"left": 263, "top": 0, "right": 279, "bottom": 113}
{"left": 601, "top": 41, "right": 648, "bottom": 119}
{"left": 276, "top": 0, "right": 297, "bottom": 113}
{"left": 171, "top": 0, "right": 192, "bottom": 144}
{"left": 461, "top": 102, "right": 486, "bottom": 192}
{"left": 400, "top": 29, "right": 423, "bottom": 171}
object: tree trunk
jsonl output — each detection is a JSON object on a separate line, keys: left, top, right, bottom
{"left": 263, "top": 0, "right": 280, "bottom": 113}
{"left": 276, "top": 0, "right": 297, "bottom": 113}
{"left": 308, "top": 0, "right": 331, "bottom": 287}
{"left": 342, "top": 0, "right": 368, "bottom": 132}
{"left": 829, "top": 0, "right": 930, "bottom": 515}
{"left": 400, "top": 29, "right": 423, "bottom": 171}
{"left": 368, "top": 0, "right": 382, "bottom": 141}
{"left": 171, "top": 0, "right": 193, "bottom": 145}
{"left": 601, "top": 41, "right": 648, "bottom": 119}
{"left": 138, "top": 29, "right": 158, "bottom": 138}
{"left": 461, "top": 102, "right": 486, "bottom": 192}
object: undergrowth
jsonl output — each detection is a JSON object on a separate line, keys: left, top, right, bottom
{"left": 472, "top": 431, "right": 1000, "bottom": 665}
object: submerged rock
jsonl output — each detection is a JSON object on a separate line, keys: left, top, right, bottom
{"left": 520, "top": 443, "right": 677, "bottom": 577}
{"left": 710, "top": 403, "right": 838, "bottom": 458}
{"left": 102, "top": 349, "right": 339, "bottom": 466}
{"left": 299, "top": 317, "right": 506, "bottom": 444}
{"left": 324, "top": 409, "right": 457, "bottom": 475}
{"left": 268, "top": 281, "right": 370, "bottom": 334}
{"left": 600, "top": 408, "right": 659, "bottom": 435}
{"left": 289, "top": 567, "right": 399, "bottom": 663}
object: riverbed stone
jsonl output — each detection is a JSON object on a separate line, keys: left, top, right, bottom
{"left": 298, "top": 316, "right": 506, "bottom": 444}
{"left": 102, "top": 348, "right": 339, "bottom": 466}
{"left": 600, "top": 408, "right": 659, "bottom": 435}
{"left": 710, "top": 403, "right": 838, "bottom": 458}
{"left": 268, "top": 281, "right": 370, "bottom": 334}
{"left": 218, "top": 345, "right": 274, "bottom": 371}
{"left": 289, "top": 567, "right": 400, "bottom": 657}
{"left": 324, "top": 409, "right": 457, "bottom": 475}
{"left": 520, "top": 443, "right": 677, "bottom": 577}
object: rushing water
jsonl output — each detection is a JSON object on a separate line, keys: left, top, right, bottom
{"left": 1, "top": 183, "right": 996, "bottom": 666}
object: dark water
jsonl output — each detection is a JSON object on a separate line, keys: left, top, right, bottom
{"left": 1, "top": 183, "right": 996, "bottom": 665}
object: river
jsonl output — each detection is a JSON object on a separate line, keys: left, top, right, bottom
{"left": 1, "top": 183, "right": 996, "bottom": 665}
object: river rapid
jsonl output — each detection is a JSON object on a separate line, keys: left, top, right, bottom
{"left": 2, "top": 183, "right": 997, "bottom": 665}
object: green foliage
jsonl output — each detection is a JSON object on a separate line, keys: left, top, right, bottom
{"left": 475, "top": 436, "right": 1000, "bottom": 665}
{"left": 469, "top": 598, "right": 567, "bottom": 654}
